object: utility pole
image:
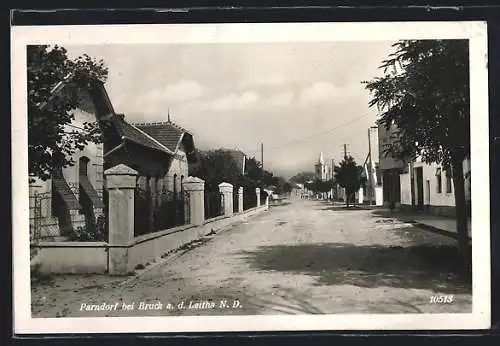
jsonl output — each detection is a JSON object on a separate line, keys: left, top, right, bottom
{"left": 367, "top": 129, "right": 373, "bottom": 205}
{"left": 261, "top": 142, "right": 264, "bottom": 190}
{"left": 367, "top": 126, "right": 378, "bottom": 205}
{"left": 331, "top": 158, "right": 335, "bottom": 200}
{"left": 343, "top": 144, "right": 348, "bottom": 160}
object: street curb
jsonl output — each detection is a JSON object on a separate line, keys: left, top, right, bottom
{"left": 413, "top": 222, "right": 472, "bottom": 242}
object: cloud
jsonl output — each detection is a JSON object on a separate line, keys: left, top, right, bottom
{"left": 180, "top": 90, "right": 295, "bottom": 114}
{"left": 265, "top": 91, "right": 294, "bottom": 108}
{"left": 162, "top": 79, "right": 207, "bottom": 103}
{"left": 127, "top": 79, "right": 207, "bottom": 115}
{"left": 297, "top": 82, "right": 337, "bottom": 107}
{"left": 237, "top": 74, "right": 287, "bottom": 89}
{"left": 211, "top": 91, "right": 260, "bottom": 111}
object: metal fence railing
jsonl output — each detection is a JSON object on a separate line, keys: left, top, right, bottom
{"left": 134, "top": 187, "right": 189, "bottom": 237}
{"left": 233, "top": 191, "right": 239, "bottom": 213}
{"left": 134, "top": 187, "right": 154, "bottom": 237}
{"left": 30, "top": 191, "right": 54, "bottom": 243}
{"left": 205, "top": 191, "right": 224, "bottom": 219}
{"left": 153, "top": 191, "right": 190, "bottom": 232}
{"left": 243, "top": 189, "right": 257, "bottom": 210}
{"left": 260, "top": 191, "right": 268, "bottom": 206}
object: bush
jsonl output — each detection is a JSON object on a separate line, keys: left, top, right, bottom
{"left": 68, "top": 215, "right": 107, "bottom": 241}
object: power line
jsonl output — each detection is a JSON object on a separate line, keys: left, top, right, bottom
{"left": 245, "top": 112, "right": 372, "bottom": 156}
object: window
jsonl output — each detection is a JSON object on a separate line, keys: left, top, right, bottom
{"left": 78, "top": 157, "right": 90, "bottom": 214}
{"left": 445, "top": 168, "right": 452, "bottom": 193}
{"left": 180, "top": 175, "right": 184, "bottom": 193}
{"left": 155, "top": 173, "right": 161, "bottom": 194}
{"left": 435, "top": 168, "right": 442, "bottom": 193}
{"left": 173, "top": 174, "right": 178, "bottom": 196}
{"left": 79, "top": 156, "right": 90, "bottom": 176}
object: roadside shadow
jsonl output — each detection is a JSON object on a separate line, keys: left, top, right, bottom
{"left": 317, "top": 206, "right": 373, "bottom": 211}
{"left": 237, "top": 243, "right": 471, "bottom": 294}
{"left": 269, "top": 201, "right": 292, "bottom": 207}
{"left": 371, "top": 209, "right": 415, "bottom": 223}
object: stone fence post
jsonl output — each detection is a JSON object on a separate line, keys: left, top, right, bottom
{"left": 264, "top": 189, "right": 272, "bottom": 208}
{"left": 256, "top": 188, "right": 261, "bottom": 207}
{"left": 183, "top": 176, "right": 205, "bottom": 226}
{"left": 358, "top": 187, "right": 364, "bottom": 205}
{"left": 104, "top": 164, "right": 137, "bottom": 275}
{"left": 218, "top": 182, "right": 233, "bottom": 217}
{"left": 238, "top": 187, "right": 244, "bottom": 213}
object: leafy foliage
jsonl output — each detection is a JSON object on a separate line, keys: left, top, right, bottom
{"left": 290, "top": 171, "right": 316, "bottom": 185}
{"left": 68, "top": 215, "right": 107, "bottom": 242}
{"left": 191, "top": 149, "right": 291, "bottom": 195}
{"left": 334, "top": 156, "right": 365, "bottom": 206}
{"left": 305, "top": 178, "right": 333, "bottom": 194}
{"left": 27, "top": 45, "right": 109, "bottom": 182}
{"left": 363, "top": 39, "right": 471, "bottom": 271}
{"left": 363, "top": 40, "right": 469, "bottom": 167}
{"left": 192, "top": 149, "right": 244, "bottom": 192}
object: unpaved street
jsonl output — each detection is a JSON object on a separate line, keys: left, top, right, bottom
{"left": 32, "top": 199, "right": 472, "bottom": 317}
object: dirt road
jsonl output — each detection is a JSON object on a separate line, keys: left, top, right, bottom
{"left": 32, "top": 199, "right": 472, "bottom": 318}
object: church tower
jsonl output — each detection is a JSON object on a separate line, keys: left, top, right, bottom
{"left": 314, "top": 152, "right": 329, "bottom": 181}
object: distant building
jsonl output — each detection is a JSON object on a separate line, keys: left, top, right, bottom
{"left": 314, "top": 152, "right": 332, "bottom": 181}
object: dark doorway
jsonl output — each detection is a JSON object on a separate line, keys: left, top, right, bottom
{"left": 415, "top": 167, "right": 424, "bottom": 211}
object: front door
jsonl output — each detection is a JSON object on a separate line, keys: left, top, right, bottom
{"left": 415, "top": 167, "right": 424, "bottom": 211}
{"left": 426, "top": 179, "right": 431, "bottom": 210}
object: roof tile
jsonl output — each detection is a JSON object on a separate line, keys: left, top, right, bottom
{"left": 118, "top": 119, "right": 172, "bottom": 154}
{"left": 134, "top": 122, "right": 185, "bottom": 152}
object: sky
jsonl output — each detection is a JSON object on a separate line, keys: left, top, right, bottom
{"left": 65, "top": 42, "right": 394, "bottom": 179}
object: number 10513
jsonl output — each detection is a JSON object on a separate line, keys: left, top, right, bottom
{"left": 429, "top": 295, "right": 454, "bottom": 304}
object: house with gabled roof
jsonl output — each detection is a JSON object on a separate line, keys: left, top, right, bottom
{"left": 105, "top": 116, "right": 198, "bottom": 207}
{"left": 29, "top": 72, "right": 198, "bottom": 241}
{"left": 30, "top": 72, "right": 112, "bottom": 240}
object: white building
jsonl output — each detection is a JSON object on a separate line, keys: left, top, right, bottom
{"left": 399, "top": 158, "right": 471, "bottom": 217}
{"left": 314, "top": 152, "right": 332, "bottom": 181}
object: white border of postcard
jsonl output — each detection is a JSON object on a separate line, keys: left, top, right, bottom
{"left": 12, "top": 21, "right": 490, "bottom": 334}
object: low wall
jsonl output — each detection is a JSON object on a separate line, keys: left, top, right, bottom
{"left": 129, "top": 204, "right": 268, "bottom": 269}
{"left": 31, "top": 204, "right": 268, "bottom": 275}
{"left": 399, "top": 204, "right": 456, "bottom": 218}
{"left": 31, "top": 242, "right": 108, "bottom": 274}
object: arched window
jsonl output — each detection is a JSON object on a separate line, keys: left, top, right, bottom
{"left": 180, "top": 175, "right": 184, "bottom": 193}
{"left": 173, "top": 174, "right": 178, "bottom": 196}
{"left": 79, "top": 156, "right": 90, "bottom": 176}
{"left": 435, "top": 168, "right": 442, "bottom": 193}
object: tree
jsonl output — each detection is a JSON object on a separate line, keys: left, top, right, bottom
{"left": 290, "top": 171, "right": 316, "bottom": 185}
{"left": 334, "top": 156, "right": 364, "bottom": 207}
{"left": 363, "top": 39, "right": 471, "bottom": 274}
{"left": 28, "top": 45, "right": 109, "bottom": 182}
{"left": 306, "top": 178, "right": 332, "bottom": 196}
{"left": 191, "top": 149, "right": 243, "bottom": 191}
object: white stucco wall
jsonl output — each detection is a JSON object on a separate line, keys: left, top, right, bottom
{"left": 61, "top": 107, "right": 104, "bottom": 199}
{"left": 400, "top": 170, "right": 412, "bottom": 206}
{"left": 399, "top": 159, "right": 471, "bottom": 207}
{"left": 29, "top": 95, "right": 104, "bottom": 219}
{"left": 163, "top": 144, "right": 189, "bottom": 193}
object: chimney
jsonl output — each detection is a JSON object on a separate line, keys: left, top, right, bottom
{"left": 117, "top": 113, "right": 125, "bottom": 120}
